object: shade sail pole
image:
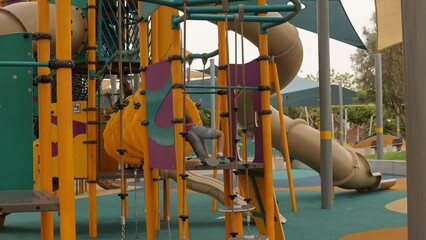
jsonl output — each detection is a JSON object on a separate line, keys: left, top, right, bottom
{"left": 317, "top": 0, "right": 333, "bottom": 209}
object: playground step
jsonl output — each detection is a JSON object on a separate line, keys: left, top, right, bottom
{"left": 186, "top": 161, "right": 264, "bottom": 171}
{"left": 97, "top": 169, "right": 144, "bottom": 179}
{"left": 0, "top": 190, "right": 58, "bottom": 214}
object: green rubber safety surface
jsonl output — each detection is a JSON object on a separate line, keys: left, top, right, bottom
{"left": 1, "top": 175, "right": 406, "bottom": 239}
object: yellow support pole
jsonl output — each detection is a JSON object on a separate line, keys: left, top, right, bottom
{"left": 79, "top": 180, "right": 84, "bottom": 194}
{"left": 257, "top": 0, "right": 274, "bottom": 238}
{"left": 211, "top": 97, "right": 221, "bottom": 211}
{"left": 151, "top": 10, "right": 159, "bottom": 63}
{"left": 242, "top": 133, "right": 247, "bottom": 161}
{"left": 157, "top": 7, "right": 174, "bottom": 61}
{"left": 151, "top": 6, "right": 159, "bottom": 229}
{"left": 240, "top": 131, "right": 247, "bottom": 200}
{"left": 56, "top": 0, "right": 76, "bottom": 238}
{"left": 271, "top": 61, "right": 297, "bottom": 212}
{"left": 138, "top": 5, "right": 155, "bottom": 239}
{"left": 151, "top": 6, "right": 176, "bottom": 230}
{"left": 37, "top": 0, "right": 53, "bottom": 239}
{"left": 217, "top": 20, "right": 243, "bottom": 238}
{"left": 218, "top": 21, "right": 231, "bottom": 238}
{"left": 87, "top": 0, "right": 98, "bottom": 237}
{"left": 171, "top": 23, "right": 188, "bottom": 240}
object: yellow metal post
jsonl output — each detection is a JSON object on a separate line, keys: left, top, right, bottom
{"left": 217, "top": 20, "right": 243, "bottom": 238}
{"left": 87, "top": 0, "right": 98, "bottom": 237}
{"left": 171, "top": 23, "right": 188, "bottom": 239}
{"left": 152, "top": 6, "right": 176, "bottom": 228}
{"left": 151, "top": 10, "right": 159, "bottom": 63}
{"left": 257, "top": 0, "right": 274, "bottom": 238}
{"left": 218, "top": 21, "right": 231, "bottom": 237}
{"left": 157, "top": 7, "right": 174, "bottom": 61}
{"left": 56, "top": 0, "right": 76, "bottom": 238}
{"left": 211, "top": 98, "right": 221, "bottom": 211}
{"left": 271, "top": 61, "right": 297, "bottom": 212}
{"left": 242, "top": 133, "right": 247, "bottom": 161}
{"left": 138, "top": 4, "right": 155, "bottom": 238}
{"left": 240, "top": 131, "right": 247, "bottom": 200}
{"left": 164, "top": 7, "right": 178, "bottom": 224}
{"left": 37, "top": 0, "right": 53, "bottom": 239}
{"left": 163, "top": 176, "right": 170, "bottom": 220}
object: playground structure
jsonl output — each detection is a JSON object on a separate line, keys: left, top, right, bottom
{"left": 0, "top": 1, "right": 398, "bottom": 240}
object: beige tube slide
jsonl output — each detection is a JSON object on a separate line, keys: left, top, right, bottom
{"left": 271, "top": 112, "right": 396, "bottom": 191}
{"left": 236, "top": 13, "right": 396, "bottom": 191}
{"left": 161, "top": 169, "right": 245, "bottom": 206}
{"left": 0, "top": 2, "right": 87, "bottom": 56}
{"left": 161, "top": 169, "right": 287, "bottom": 223}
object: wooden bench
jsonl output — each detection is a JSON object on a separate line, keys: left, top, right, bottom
{"left": 371, "top": 140, "right": 377, "bottom": 151}
{"left": 392, "top": 138, "right": 403, "bottom": 151}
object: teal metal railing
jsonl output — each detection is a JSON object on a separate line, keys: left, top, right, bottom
{"left": 97, "top": 0, "right": 140, "bottom": 62}
{"left": 139, "top": 0, "right": 301, "bottom": 32}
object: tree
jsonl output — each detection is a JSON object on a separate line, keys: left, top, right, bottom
{"left": 350, "top": 15, "right": 405, "bottom": 126}
{"left": 198, "top": 108, "right": 211, "bottom": 127}
{"left": 305, "top": 69, "right": 356, "bottom": 90}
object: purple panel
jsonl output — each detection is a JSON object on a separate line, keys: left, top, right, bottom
{"left": 148, "top": 137, "right": 176, "bottom": 169}
{"left": 51, "top": 115, "right": 57, "bottom": 124}
{"left": 52, "top": 142, "right": 58, "bottom": 157}
{"left": 229, "top": 60, "right": 261, "bottom": 160}
{"left": 51, "top": 115, "right": 58, "bottom": 157}
{"left": 50, "top": 116, "right": 87, "bottom": 157}
{"left": 229, "top": 60, "right": 260, "bottom": 87}
{"left": 155, "top": 90, "right": 173, "bottom": 128}
{"left": 148, "top": 88, "right": 176, "bottom": 169}
{"left": 51, "top": 116, "right": 86, "bottom": 137}
{"left": 145, "top": 60, "right": 177, "bottom": 169}
{"left": 228, "top": 60, "right": 264, "bottom": 163}
{"left": 73, "top": 120, "right": 87, "bottom": 137}
{"left": 146, "top": 60, "right": 171, "bottom": 91}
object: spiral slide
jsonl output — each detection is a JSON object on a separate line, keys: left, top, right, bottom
{"left": 270, "top": 112, "right": 397, "bottom": 191}
{"left": 161, "top": 169, "right": 245, "bottom": 206}
{"left": 235, "top": 13, "right": 396, "bottom": 191}
{"left": 161, "top": 168, "right": 287, "bottom": 224}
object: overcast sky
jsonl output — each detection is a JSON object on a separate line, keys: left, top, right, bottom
{"left": 184, "top": 0, "right": 376, "bottom": 77}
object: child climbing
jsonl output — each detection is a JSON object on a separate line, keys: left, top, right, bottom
{"left": 185, "top": 113, "right": 230, "bottom": 166}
